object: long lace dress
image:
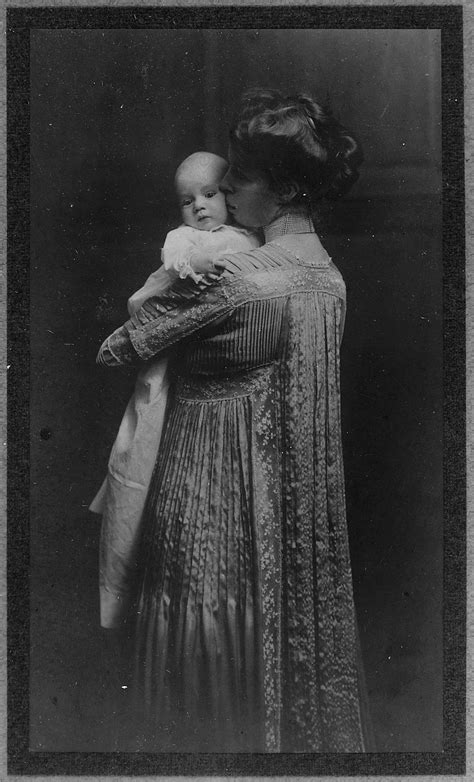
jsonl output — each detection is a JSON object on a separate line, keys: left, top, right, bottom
{"left": 97, "top": 212, "right": 373, "bottom": 753}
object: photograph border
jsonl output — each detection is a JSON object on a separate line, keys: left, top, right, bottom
{"left": 6, "top": 4, "right": 466, "bottom": 777}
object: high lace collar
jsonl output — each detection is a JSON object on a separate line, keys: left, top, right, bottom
{"left": 263, "top": 211, "right": 316, "bottom": 242}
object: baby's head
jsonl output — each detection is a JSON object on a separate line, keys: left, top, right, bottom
{"left": 175, "top": 152, "right": 229, "bottom": 231}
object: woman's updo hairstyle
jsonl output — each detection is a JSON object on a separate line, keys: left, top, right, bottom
{"left": 229, "top": 88, "right": 363, "bottom": 203}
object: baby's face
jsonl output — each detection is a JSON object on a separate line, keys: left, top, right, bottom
{"left": 176, "top": 159, "right": 229, "bottom": 231}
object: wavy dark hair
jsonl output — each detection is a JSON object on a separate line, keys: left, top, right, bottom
{"left": 228, "top": 88, "right": 363, "bottom": 203}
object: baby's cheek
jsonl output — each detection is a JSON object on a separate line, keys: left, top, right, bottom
{"left": 181, "top": 207, "right": 196, "bottom": 226}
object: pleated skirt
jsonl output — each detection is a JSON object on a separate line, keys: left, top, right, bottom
{"left": 130, "top": 368, "right": 274, "bottom": 752}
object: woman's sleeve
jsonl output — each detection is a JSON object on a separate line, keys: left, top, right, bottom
{"left": 97, "top": 277, "right": 233, "bottom": 366}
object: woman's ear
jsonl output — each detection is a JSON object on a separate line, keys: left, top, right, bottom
{"left": 277, "top": 181, "right": 299, "bottom": 204}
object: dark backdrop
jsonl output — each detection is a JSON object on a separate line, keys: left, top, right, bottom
{"left": 30, "top": 29, "right": 442, "bottom": 752}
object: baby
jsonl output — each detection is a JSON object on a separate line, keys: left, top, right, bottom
{"left": 129, "top": 151, "right": 260, "bottom": 307}
{"left": 90, "top": 152, "right": 260, "bottom": 628}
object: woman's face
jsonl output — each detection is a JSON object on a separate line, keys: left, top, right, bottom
{"left": 220, "top": 159, "right": 283, "bottom": 229}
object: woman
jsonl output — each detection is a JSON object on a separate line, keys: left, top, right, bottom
{"left": 97, "top": 89, "right": 372, "bottom": 752}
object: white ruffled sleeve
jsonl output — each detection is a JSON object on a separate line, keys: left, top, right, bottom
{"left": 161, "top": 227, "right": 204, "bottom": 284}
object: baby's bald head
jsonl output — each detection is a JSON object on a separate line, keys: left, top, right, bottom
{"left": 175, "top": 152, "right": 228, "bottom": 190}
{"left": 175, "top": 152, "right": 229, "bottom": 231}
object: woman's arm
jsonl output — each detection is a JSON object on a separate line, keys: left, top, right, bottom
{"left": 97, "top": 277, "right": 233, "bottom": 367}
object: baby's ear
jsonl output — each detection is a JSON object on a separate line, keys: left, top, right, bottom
{"left": 278, "top": 181, "right": 299, "bottom": 204}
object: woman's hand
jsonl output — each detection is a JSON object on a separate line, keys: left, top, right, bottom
{"left": 190, "top": 251, "right": 233, "bottom": 282}
{"left": 204, "top": 258, "right": 233, "bottom": 282}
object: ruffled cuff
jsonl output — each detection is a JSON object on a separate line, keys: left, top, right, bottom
{"left": 176, "top": 255, "right": 205, "bottom": 284}
{"left": 162, "top": 245, "right": 204, "bottom": 284}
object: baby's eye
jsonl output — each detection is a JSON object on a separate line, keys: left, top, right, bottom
{"left": 204, "top": 191, "right": 216, "bottom": 199}
{"left": 181, "top": 198, "right": 192, "bottom": 207}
